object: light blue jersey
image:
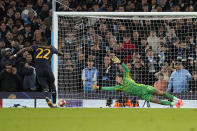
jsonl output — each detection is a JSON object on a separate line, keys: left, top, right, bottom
{"left": 82, "top": 67, "right": 98, "bottom": 91}
{"left": 167, "top": 69, "right": 192, "bottom": 93}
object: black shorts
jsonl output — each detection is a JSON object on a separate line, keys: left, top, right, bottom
{"left": 36, "top": 67, "right": 55, "bottom": 87}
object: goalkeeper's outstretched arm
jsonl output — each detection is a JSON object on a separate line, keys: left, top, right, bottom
{"left": 111, "top": 56, "right": 130, "bottom": 77}
{"left": 90, "top": 55, "right": 132, "bottom": 91}
{"left": 91, "top": 85, "right": 122, "bottom": 91}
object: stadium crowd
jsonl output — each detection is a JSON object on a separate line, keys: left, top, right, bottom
{"left": 56, "top": 0, "right": 197, "bottom": 12}
{"left": 0, "top": 0, "right": 52, "bottom": 91}
{"left": 0, "top": 0, "right": 197, "bottom": 94}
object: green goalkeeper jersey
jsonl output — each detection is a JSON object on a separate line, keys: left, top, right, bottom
{"left": 101, "top": 63, "right": 155, "bottom": 100}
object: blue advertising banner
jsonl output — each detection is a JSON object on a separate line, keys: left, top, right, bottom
{"left": 0, "top": 92, "right": 51, "bottom": 99}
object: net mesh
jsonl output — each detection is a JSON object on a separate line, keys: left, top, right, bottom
{"left": 57, "top": 15, "right": 197, "bottom": 100}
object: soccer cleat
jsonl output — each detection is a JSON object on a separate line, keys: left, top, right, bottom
{"left": 176, "top": 102, "right": 181, "bottom": 108}
{"left": 176, "top": 100, "right": 184, "bottom": 108}
{"left": 178, "top": 99, "right": 184, "bottom": 106}
{"left": 45, "top": 97, "right": 57, "bottom": 108}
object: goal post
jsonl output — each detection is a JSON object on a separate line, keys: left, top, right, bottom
{"left": 53, "top": 12, "right": 197, "bottom": 108}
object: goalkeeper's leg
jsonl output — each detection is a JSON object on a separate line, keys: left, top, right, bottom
{"left": 150, "top": 96, "right": 175, "bottom": 106}
{"left": 153, "top": 89, "right": 180, "bottom": 102}
{"left": 153, "top": 89, "right": 184, "bottom": 108}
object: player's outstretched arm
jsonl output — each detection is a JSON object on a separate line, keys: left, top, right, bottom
{"left": 111, "top": 55, "right": 130, "bottom": 73}
{"left": 91, "top": 85, "right": 122, "bottom": 91}
{"left": 11, "top": 47, "right": 33, "bottom": 59}
{"left": 52, "top": 45, "right": 63, "bottom": 56}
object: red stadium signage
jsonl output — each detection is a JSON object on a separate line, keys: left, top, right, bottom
{"left": 0, "top": 99, "right": 2, "bottom": 108}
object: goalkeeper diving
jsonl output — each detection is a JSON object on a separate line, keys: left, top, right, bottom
{"left": 91, "top": 56, "right": 184, "bottom": 108}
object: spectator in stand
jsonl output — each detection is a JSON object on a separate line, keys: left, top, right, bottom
{"left": 22, "top": 23, "right": 33, "bottom": 42}
{"left": 155, "top": 63, "right": 173, "bottom": 82}
{"left": 0, "top": 48, "right": 12, "bottom": 69}
{"left": 14, "top": 11, "right": 22, "bottom": 21}
{"left": 176, "top": 41, "right": 190, "bottom": 65}
{"left": 12, "top": 25, "right": 19, "bottom": 38}
{"left": 158, "top": 44, "right": 169, "bottom": 67}
{"left": 98, "top": 56, "right": 119, "bottom": 87}
{"left": 116, "top": 6, "right": 125, "bottom": 12}
{"left": 187, "top": 36, "right": 196, "bottom": 57}
{"left": 11, "top": 39, "right": 22, "bottom": 55}
{"left": 4, "top": 31, "right": 14, "bottom": 47}
{"left": 75, "top": 52, "right": 85, "bottom": 91}
{"left": 18, "top": 53, "right": 37, "bottom": 91}
{"left": 154, "top": 73, "right": 168, "bottom": 92}
{"left": 132, "top": 31, "right": 141, "bottom": 49}
{"left": 166, "top": 28, "right": 180, "bottom": 61}
{"left": 137, "top": 38, "right": 149, "bottom": 60}
{"left": 82, "top": 59, "right": 98, "bottom": 91}
{"left": 0, "top": 61, "right": 21, "bottom": 92}
{"left": 0, "top": 39, "right": 6, "bottom": 57}
{"left": 149, "top": 0, "right": 158, "bottom": 11}
{"left": 132, "top": 61, "right": 146, "bottom": 84}
{"left": 158, "top": 0, "right": 171, "bottom": 11}
{"left": 0, "top": 1, "right": 6, "bottom": 21}
{"left": 121, "top": 34, "right": 136, "bottom": 63}
{"left": 187, "top": 46, "right": 197, "bottom": 72}
{"left": 0, "top": 22, "right": 8, "bottom": 40}
{"left": 21, "top": 1, "right": 37, "bottom": 25}
{"left": 144, "top": 48, "right": 159, "bottom": 85}
{"left": 85, "top": 26, "right": 98, "bottom": 47}
{"left": 167, "top": 61, "right": 192, "bottom": 93}
{"left": 7, "top": 18, "right": 14, "bottom": 32}
{"left": 142, "top": 20, "right": 152, "bottom": 36}
{"left": 187, "top": 55, "right": 197, "bottom": 74}
{"left": 125, "top": 1, "right": 136, "bottom": 12}
{"left": 189, "top": 71, "right": 197, "bottom": 93}
{"left": 44, "top": 9, "right": 52, "bottom": 28}
{"left": 17, "top": 33, "right": 25, "bottom": 45}
{"left": 33, "top": 30, "right": 43, "bottom": 44}
{"left": 59, "top": 59, "right": 77, "bottom": 92}
{"left": 147, "top": 30, "right": 160, "bottom": 56}
{"left": 39, "top": 3, "right": 50, "bottom": 20}
{"left": 15, "top": 19, "right": 24, "bottom": 32}
{"left": 132, "top": 20, "right": 141, "bottom": 31}
{"left": 90, "top": 36, "right": 105, "bottom": 66}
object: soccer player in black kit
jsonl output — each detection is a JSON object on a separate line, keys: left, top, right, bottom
{"left": 12, "top": 39, "right": 63, "bottom": 104}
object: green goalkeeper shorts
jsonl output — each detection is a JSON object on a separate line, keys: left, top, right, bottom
{"left": 138, "top": 85, "right": 156, "bottom": 102}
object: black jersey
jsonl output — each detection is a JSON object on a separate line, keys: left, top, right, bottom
{"left": 31, "top": 45, "right": 58, "bottom": 68}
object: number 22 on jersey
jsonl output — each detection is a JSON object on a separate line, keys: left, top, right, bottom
{"left": 36, "top": 48, "right": 51, "bottom": 60}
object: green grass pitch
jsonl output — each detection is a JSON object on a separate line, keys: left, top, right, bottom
{"left": 0, "top": 108, "right": 197, "bottom": 131}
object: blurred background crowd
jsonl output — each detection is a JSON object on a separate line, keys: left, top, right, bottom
{"left": 0, "top": 0, "right": 197, "bottom": 94}
{"left": 56, "top": 0, "right": 197, "bottom": 12}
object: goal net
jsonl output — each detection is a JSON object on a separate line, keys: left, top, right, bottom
{"left": 53, "top": 12, "right": 197, "bottom": 107}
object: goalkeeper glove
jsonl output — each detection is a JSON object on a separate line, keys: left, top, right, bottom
{"left": 111, "top": 56, "right": 121, "bottom": 64}
{"left": 91, "top": 85, "right": 100, "bottom": 90}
